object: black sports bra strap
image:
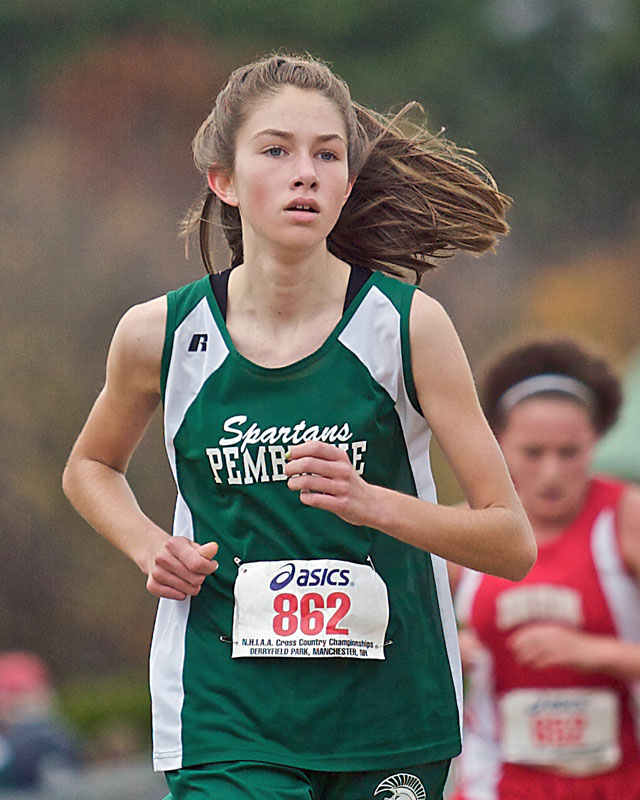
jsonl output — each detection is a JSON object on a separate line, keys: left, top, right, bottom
{"left": 343, "top": 265, "right": 372, "bottom": 313}
{"left": 209, "top": 270, "right": 232, "bottom": 321}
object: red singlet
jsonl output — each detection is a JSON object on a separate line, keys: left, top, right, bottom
{"left": 452, "top": 477, "right": 640, "bottom": 800}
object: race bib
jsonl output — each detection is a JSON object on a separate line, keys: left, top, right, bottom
{"left": 500, "top": 688, "right": 621, "bottom": 776}
{"left": 231, "top": 559, "right": 389, "bottom": 659}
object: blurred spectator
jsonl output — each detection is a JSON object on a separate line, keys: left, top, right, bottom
{"left": 0, "top": 651, "right": 81, "bottom": 791}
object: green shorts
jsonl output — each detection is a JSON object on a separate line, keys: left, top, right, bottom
{"left": 164, "top": 759, "right": 451, "bottom": 800}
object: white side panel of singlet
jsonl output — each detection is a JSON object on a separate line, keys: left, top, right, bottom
{"left": 338, "top": 285, "right": 463, "bottom": 732}
{"left": 151, "top": 297, "right": 228, "bottom": 771}
{"left": 592, "top": 507, "right": 640, "bottom": 746}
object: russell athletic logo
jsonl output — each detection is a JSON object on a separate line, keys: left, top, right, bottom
{"left": 188, "top": 333, "right": 208, "bottom": 352}
{"left": 374, "top": 773, "right": 427, "bottom": 800}
{"left": 269, "top": 563, "right": 351, "bottom": 591}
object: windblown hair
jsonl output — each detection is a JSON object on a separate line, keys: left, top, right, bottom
{"left": 479, "top": 337, "right": 622, "bottom": 436}
{"left": 183, "top": 52, "right": 511, "bottom": 281}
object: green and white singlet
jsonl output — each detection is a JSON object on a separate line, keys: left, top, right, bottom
{"left": 150, "top": 268, "right": 462, "bottom": 772}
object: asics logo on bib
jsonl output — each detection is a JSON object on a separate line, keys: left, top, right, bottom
{"left": 269, "top": 562, "right": 350, "bottom": 591}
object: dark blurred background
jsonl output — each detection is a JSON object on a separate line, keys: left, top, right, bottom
{"left": 1, "top": 0, "right": 639, "bottom": 788}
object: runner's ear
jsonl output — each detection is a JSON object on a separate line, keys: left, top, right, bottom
{"left": 342, "top": 175, "right": 357, "bottom": 207}
{"left": 208, "top": 168, "right": 238, "bottom": 207}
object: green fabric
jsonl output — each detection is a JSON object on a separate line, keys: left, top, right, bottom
{"left": 164, "top": 759, "right": 451, "bottom": 800}
{"left": 157, "top": 270, "right": 461, "bottom": 771}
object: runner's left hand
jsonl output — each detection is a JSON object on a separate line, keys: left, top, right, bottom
{"left": 285, "top": 441, "right": 372, "bottom": 526}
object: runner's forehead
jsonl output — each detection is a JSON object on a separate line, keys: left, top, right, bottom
{"left": 236, "top": 86, "right": 349, "bottom": 144}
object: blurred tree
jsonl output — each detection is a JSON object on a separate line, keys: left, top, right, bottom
{"left": 0, "top": 32, "right": 230, "bottom": 677}
{"left": 518, "top": 232, "right": 640, "bottom": 359}
{"left": 3, "top": 0, "right": 638, "bottom": 253}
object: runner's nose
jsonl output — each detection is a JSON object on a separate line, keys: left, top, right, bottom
{"left": 292, "top": 153, "right": 318, "bottom": 189}
{"left": 539, "top": 453, "right": 563, "bottom": 482}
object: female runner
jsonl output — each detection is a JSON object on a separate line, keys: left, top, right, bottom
{"left": 63, "top": 53, "right": 535, "bottom": 800}
{"left": 451, "top": 337, "right": 640, "bottom": 800}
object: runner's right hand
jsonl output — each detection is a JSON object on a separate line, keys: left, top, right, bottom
{"left": 146, "top": 537, "right": 218, "bottom": 600}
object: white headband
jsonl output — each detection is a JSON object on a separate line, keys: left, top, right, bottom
{"left": 498, "top": 373, "right": 594, "bottom": 415}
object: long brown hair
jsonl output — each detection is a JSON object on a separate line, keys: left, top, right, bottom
{"left": 182, "top": 52, "right": 511, "bottom": 282}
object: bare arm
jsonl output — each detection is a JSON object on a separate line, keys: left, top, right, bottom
{"left": 618, "top": 485, "right": 640, "bottom": 582}
{"left": 286, "top": 291, "right": 536, "bottom": 581}
{"left": 62, "top": 298, "right": 217, "bottom": 599}
{"left": 507, "top": 624, "right": 640, "bottom": 680}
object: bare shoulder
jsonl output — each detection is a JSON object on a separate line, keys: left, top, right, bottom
{"left": 620, "top": 483, "right": 640, "bottom": 517}
{"left": 115, "top": 295, "right": 167, "bottom": 344}
{"left": 617, "top": 483, "right": 640, "bottom": 577}
{"left": 409, "top": 290, "right": 466, "bottom": 365}
{"left": 409, "top": 289, "right": 474, "bottom": 394}
{"left": 409, "top": 289, "right": 453, "bottom": 335}
{"left": 107, "top": 296, "right": 167, "bottom": 397}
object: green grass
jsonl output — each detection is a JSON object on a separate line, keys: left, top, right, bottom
{"left": 58, "top": 671, "right": 152, "bottom": 750}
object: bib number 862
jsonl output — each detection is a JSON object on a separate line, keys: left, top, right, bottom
{"left": 273, "top": 592, "right": 350, "bottom": 637}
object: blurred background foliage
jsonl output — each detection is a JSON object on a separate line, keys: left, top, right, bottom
{"left": 1, "top": 0, "right": 639, "bottom": 758}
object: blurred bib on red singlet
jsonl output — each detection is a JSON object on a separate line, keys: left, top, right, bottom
{"left": 500, "top": 688, "right": 621, "bottom": 775}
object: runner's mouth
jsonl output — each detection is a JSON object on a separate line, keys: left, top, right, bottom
{"left": 286, "top": 205, "right": 319, "bottom": 213}
{"left": 540, "top": 490, "right": 563, "bottom": 501}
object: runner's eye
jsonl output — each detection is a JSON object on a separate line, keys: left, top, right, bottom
{"left": 559, "top": 446, "right": 580, "bottom": 459}
{"left": 265, "top": 146, "right": 285, "bottom": 157}
{"left": 318, "top": 151, "right": 337, "bottom": 161}
{"left": 523, "top": 447, "right": 543, "bottom": 459}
